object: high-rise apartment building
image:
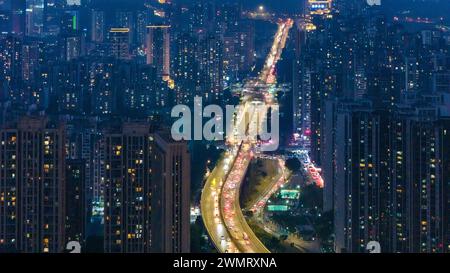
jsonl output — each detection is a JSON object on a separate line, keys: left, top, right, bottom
{"left": 333, "top": 101, "right": 386, "bottom": 253}
{"left": 222, "top": 22, "right": 255, "bottom": 82}
{"left": 146, "top": 25, "right": 170, "bottom": 80}
{"left": 173, "top": 32, "right": 200, "bottom": 104}
{"left": 103, "top": 124, "right": 190, "bottom": 253}
{"left": 25, "top": 0, "right": 45, "bottom": 37}
{"left": 109, "top": 28, "right": 130, "bottom": 60}
{"left": 11, "top": 0, "right": 26, "bottom": 36}
{"left": 0, "top": 116, "right": 66, "bottom": 253}
{"left": 0, "top": 0, "right": 11, "bottom": 34}
{"left": 198, "top": 34, "right": 223, "bottom": 104}
{"left": 91, "top": 10, "right": 105, "bottom": 43}
{"left": 152, "top": 131, "right": 190, "bottom": 253}
{"left": 65, "top": 159, "right": 85, "bottom": 245}
{"left": 103, "top": 123, "right": 153, "bottom": 253}
{"left": 333, "top": 99, "right": 450, "bottom": 253}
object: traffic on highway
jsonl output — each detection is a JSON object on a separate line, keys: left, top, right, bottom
{"left": 201, "top": 19, "right": 293, "bottom": 253}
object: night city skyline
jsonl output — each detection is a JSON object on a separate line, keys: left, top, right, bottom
{"left": 1, "top": 0, "right": 450, "bottom": 265}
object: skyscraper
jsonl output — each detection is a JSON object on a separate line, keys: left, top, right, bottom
{"left": 64, "top": 36, "right": 82, "bottom": 61}
{"left": 223, "top": 22, "right": 255, "bottom": 83}
{"left": 152, "top": 131, "right": 190, "bottom": 253}
{"left": 103, "top": 122, "right": 154, "bottom": 253}
{"left": 90, "top": 10, "right": 104, "bottom": 43}
{"left": 333, "top": 101, "right": 385, "bottom": 253}
{"left": 44, "top": 0, "right": 66, "bottom": 36}
{"left": 0, "top": 0, "right": 12, "bottom": 34}
{"left": 173, "top": 32, "right": 200, "bottom": 105}
{"left": 60, "top": 10, "right": 80, "bottom": 35}
{"left": 65, "top": 159, "right": 85, "bottom": 246}
{"left": 109, "top": 28, "right": 130, "bottom": 60}
{"left": 198, "top": 33, "right": 223, "bottom": 104}
{"left": 21, "top": 41, "right": 40, "bottom": 81}
{"left": 103, "top": 124, "right": 190, "bottom": 253}
{"left": 321, "top": 98, "right": 337, "bottom": 213}
{"left": 91, "top": 60, "right": 116, "bottom": 115}
{"left": 25, "top": 0, "right": 45, "bottom": 37}
{"left": 146, "top": 25, "right": 170, "bottom": 80}
{"left": 0, "top": 116, "right": 66, "bottom": 253}
{"left": 11, "top": 0, "right": 26, "bottom": 36}
{"left": 115, "top": 11, "right": 135, "bottom": 45}
{"left": 333, "top": 99, "right": 450, "bottom": 253}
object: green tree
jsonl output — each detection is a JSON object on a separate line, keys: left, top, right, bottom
{"left": 285, "top": 158, "right": 301, "bottom": 172}
{"left": 299, "top": 184, "right": 323, "bottom": 210}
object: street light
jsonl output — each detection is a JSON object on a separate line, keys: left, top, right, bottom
{"left": 258, "top": 5, "right": 264, "bottom": 12}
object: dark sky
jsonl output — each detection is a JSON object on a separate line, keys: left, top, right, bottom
{"left": 89, "top": 0, "right": 450, "bottom": 20}
{"left": 382, "top": 0, "right": 450, "bottom": 18}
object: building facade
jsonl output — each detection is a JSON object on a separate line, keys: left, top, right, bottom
{"left": 0, "top": 116, "right": 66, "bottom": 253}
